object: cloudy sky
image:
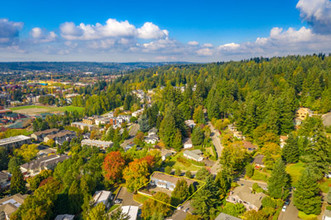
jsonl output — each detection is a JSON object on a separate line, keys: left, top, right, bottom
{"left": 0, "top": 0, "right": 331, "bottom": 62}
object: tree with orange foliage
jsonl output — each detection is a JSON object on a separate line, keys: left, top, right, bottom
{"left": 123, "top": 159, "right": 150, "bottom": 192}
{"left": 103, "top": 151, "right": 126, "bottom": 184}
{"left": 140, "top": 155, "right": 155, "bottom": 170}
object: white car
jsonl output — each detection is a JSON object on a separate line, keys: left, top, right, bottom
{"left": 282, "top": 205, "right": 287, "bottom": 212}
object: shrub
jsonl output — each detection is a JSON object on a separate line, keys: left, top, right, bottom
{"left": 165, "top": 166, "right": 172, "bottom": 174}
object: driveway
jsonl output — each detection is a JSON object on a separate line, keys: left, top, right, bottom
{"left": 208, "top": 122, "right": 223, "bottom": 174}
{"left": 278, "top": 193, "right": 300, "bottom": 220}
{"left": 115, "top": 187, "right": 140, "bottom": 206}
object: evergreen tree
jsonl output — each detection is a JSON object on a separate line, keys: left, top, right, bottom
{"left": 139, "top": 114, "right": 150, "bottom": 132}
{"left": 0, "top": 148, "right": 9, "bottom": 170}
{"left": 10, "top": 167, "right": 26, "bottom": 194}
{"left": 282, "top": 133, "right": 299, "bottom": 163}
{"left": 68, "top": 180, "right": 83, "bottom": 214}
{"left": 191, "top": 126, "right": 204, "bottom": 146}
{"left": 294, "top": 169, "right": 321, "bottom": 215}
{"left": 173, "top": 129, "right": 183, "bottom": 151}
{"left": 159, "top": 109, "right": 176, "bottom": 148}
{"left": 171, "top": 179, "right": 189, "bottom": 206}
{"left": 267, "top": 159, "right": 290, "bottom": 199}
{"left": 122, "top": 128, "right": 129, "bottom": 140}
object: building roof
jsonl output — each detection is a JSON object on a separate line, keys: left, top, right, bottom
{"left": 0, "top": 135, "right": 31, "bottom": 146}
{"left": 183, "top": 138, "right": 192, "bottom": 145}
{"left": 55, "top": 214, "right": 75, "bottom": 220}
{"left": 33, "top": 128, "right": 59, "bottom": 136}
{"left": 45, "top": 130, "right": 75, "bottom": 140}
{"left": 253, "top": 154, "right": 264, "bottom": 165}
{"left": 93, "top": 190, "right": 111, "bottom": 205}
{"left": 183, "top": 150, "right": 203, "bottom": 161}
{"left": 121, "top": 206, "right": 139, "bottom": 220}
{"left": 215, "top": 212, "right": 241, "bottom": 220}
{"left": 71, "top": 122, "right": 95, "bottom": 128}
{"left": 0, "top": 172, "right": 9, "bottom": 182}
{"left": 150, "top": 172, "right": 195, "bottom": 186}
{"left": 242, "top": 141, "right": 257, "bottom": 150}
{"left": 81, "top": 139, "right": 113, "bottom": 147}
{"left": 0, "top": 193, "right": 27, "bottom": 217}
{"left": 21, "top": 155, "right": 69, "bottom": 171}
{"left": 231, "top": 185, "right": 266, "bottom": 209}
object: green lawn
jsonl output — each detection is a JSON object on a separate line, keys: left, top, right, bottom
{"left": 286, "top": 162, "right": 305, "bottom": 187}
{"left": 170, "top": 152, "right": 204, "bottom": 172}
{"left": 318, "top": 178, "right": 331, "bottom": 193}
{"left": 133, "top": 194, "right": 149, "bottom": 204}
{"left": 10, "top": 105, "right": 51, "bottom": 110}
{"left": 298, "top": 211, "right": 318, "bottom": 220}
{"left": 55, "top": 106, "right": 85, "bottom": 113}
{"left": 109, "top": 204, "right": 120, "bottom": 212}
{"left": 251, "top": 170, "right": 269, "bottom": 182}
{"left": 10, "top": 105, "right": 84, "bottom": 113}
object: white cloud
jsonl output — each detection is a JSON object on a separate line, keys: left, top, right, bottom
{"left": 196, "top": 48, "right": 213, "bottom": 56}
{"left": 0, "top": 19, "right": 23, "bottom": 46}
{"left": 30, "top": 27, "right": 57, "bottom": 42}
{"left": 60, "top": 19, "right": 168, "bottom": 41}
{"left": 137, "top": 22, "right": 168, "bottom": 39}
{"left": 188, "top": 41, "right": 199, "bottom": 46}
{"left": 202, "top": 43, "right": 213, "bottom": 47}
{"left": 218, "top": 43, "right": 240, "bottom": 51}
{"left": 297, "top": 0, "right": 331, "bottom": 34}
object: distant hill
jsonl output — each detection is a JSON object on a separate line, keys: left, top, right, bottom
{"left": 0, "top": 62, "right": 192, "bottom": 74}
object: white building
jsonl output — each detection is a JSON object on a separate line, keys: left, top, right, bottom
{"left": 183, "top": 150, "right": 203, "bottom": 162}
{"left": 93, "top": 190, "right": 112, "bottom": 209}
{"left": 183, "top": 138, "right": 192, "bottom": 149}
{"left": 81, "top": 139, "right": 113, "bottom": 149}
{"left": 121, "top": 206, "right": 139, "bottom": 220}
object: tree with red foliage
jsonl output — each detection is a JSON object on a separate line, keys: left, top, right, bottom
{"left": 103, "top": 151, "right": 126, "bottom": 184}
{"left": 140, "top": 155, "right": 155, "bottom": 170}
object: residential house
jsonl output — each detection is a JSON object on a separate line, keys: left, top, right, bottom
{"left": 95, "top": 117, "right": 110, "bottom": 126}
{"left": 44, "top": 130, "right": 76, "bottom": 145}
{"left": 183, "top": 138, "right": 192, "bottom": 149}
{"left": 121, "top": 206, "right": 139, "bottom": 220}
{"left": 3, "top": 113, "right": 26, "bottom": 121}
{"left": 150, "top": 172, "right": 195, "bottom": 191}
{"left": 148, "top": 128, "right": 158, "bottom": 136}
{"left": 0, "top": 135, "right": 32, "bottom": 151}
{"left": 215, "top": 213, "right": 241, "bottom": 220}
{"left": 71, "top": 122, "right": 96, "bottom": 131}
{"left": 82, "top": 117, "right": 95, "bottom": 125}
{"left": 279, "top": 136, "right": 288, "bottom": 148}
{"left": 0, "top": 172, "right": 9, "bottom": 187}
{"left": 324, "top": 210, "right": 331, "bottom": 220}
{"left": 55, "top": 214, "right": 75, "bottom": 220}
{"left": 226, "top": 185, "right": 266, "bottom": 211}
{"left": 31, "top": 128, "right": 59, "bottom": 142}
{"left": 93, "top": 190, "right": 112, "bottom": 209}
{"left": 184, "top": 120, "right": 196, "bottom": 129}
{"left": 296, "top": 107, "right": 313, "bottom": 121}
{"left": 183, "top": 150, "right": 203, "bottom": 162}
{"left": 144, "top": 136, "right": 158, "bottom": 144}
{"left": 81, "top": 139, "right": 113, "bottom": 149}
{"left": 253, "top": 154, "right": 265, "bottom": 168}
{"left": 20, "top": 154, "right": 70, "bottom": 176}
{"left": 132, "top": 109, "right": 144, "bottom": 118}
{"left": 242, "top": 141, "right": 257, "bottom": 152}
{"left": 0, "top": 194, "right": 28, "bottom": 219}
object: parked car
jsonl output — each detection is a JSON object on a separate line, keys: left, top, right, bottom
{"left": 285, "top": 200, "right": 290, "bottom": 206}
{"left": 282, "top": 205, "right": 287, "bottom": 212}
{"left": 114, "top": 199, "right": 122, "bottom": 204}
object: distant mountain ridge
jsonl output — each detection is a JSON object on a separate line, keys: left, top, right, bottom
{"left": 0, "top": 62, "right": 193, "bottom": 74}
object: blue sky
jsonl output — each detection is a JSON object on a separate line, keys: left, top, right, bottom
{"left": 0, "top": 0, "right": 331, "bottom": 62}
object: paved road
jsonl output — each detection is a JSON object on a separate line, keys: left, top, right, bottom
{"left": 278, "top": 193, "right": 300, "bottom": 220}
{"left": 208, "top": 122, "right": 223, "bottom": 174}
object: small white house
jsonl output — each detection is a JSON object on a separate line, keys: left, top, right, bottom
{"left": 93, "top": 190, "right": 112, "bottom": 209}
{"left": 183, "top": 138, "right": 192, "bottom": 149}
{"left": 183, "top": 150, "right": 203, "bottom": 162}
{"left": 121, "top": 206, "right": 139, "bottom": 220}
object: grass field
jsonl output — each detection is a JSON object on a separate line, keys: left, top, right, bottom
{"left": 318, "top": 178, "right": 331, "bottom": 193}
{"left": 10, "top": 105, "right": 84, "bottom": 115}
{"left": 286, "top": 162, "right": 305, "bottom": 187}
{"left": 169, "top": 152, "right": 204, "bottom": 171}
{"left": 133, "top": 194, "right": 149, "bottom": 204}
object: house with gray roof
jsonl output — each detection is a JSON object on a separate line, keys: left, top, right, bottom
{"left": 226, "top": 185, "right": 266, "bottom": 211}
{"left": 31, "top": 128, "right": 59, "bottom": 142}
{"left": 0, "top": 135, "right": 32, "bottom": 151}
{"left": 81, "top": 139, "right": 113, "bottom": 149}
{"left": 0, "top": 194, "right": 28, "bottom": 220}
{"left": 44, "top": 130, "right": 76, "bottom": 145}
{"left": 20, "top": 154, "right": 69, "bottom": 176}
{"left": 215, "top": 213, "right": 241, "bottom": 220}
{"left": 150, "top": 172, "right": 195, "bottom": 191}
{"left": 183, "top": 150, "right": 203, "bottom": 162}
